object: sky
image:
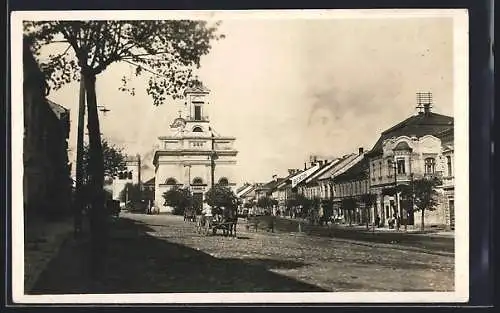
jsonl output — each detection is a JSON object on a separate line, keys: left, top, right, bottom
{"left": 44, "top": 16, "right": 454, "bottom": 186}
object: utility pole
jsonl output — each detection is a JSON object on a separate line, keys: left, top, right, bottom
{"left": 74, "top": 75, "right": 86, "bottom": 237}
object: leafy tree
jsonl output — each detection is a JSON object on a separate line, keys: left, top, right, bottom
{"left": 412, "top": 177, "right": 442, "bottom": 231}
{"left": 205, "top": 185, "right": 238, "bottom": 210}
{"left": 24, "top": 21, "right": 223, "bottom": 274}
{"left": 162, "top": 187, "right": 193, "bottom": 215}
{"left": 360, "top": 193, "right": 377, "bottom": 229}
{"left": 295, "top": 193, "right": 312, "bottom": 218}
{"left": 119, "top": 183, "right": 142, "bottom": 203}
{"left": 82, "top": 139, "right": 127, "bottom": 182}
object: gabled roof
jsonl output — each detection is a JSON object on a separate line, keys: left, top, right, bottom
{"left": 305, "top": 159, "right": 341, "bottom": 184}
{"left": 144, "top": 177, "right": 155, "bottom": 185}
{"left": 275, "top": 171, "right": 302, "bottom": 190}
{"left": 237, "top": 184, "right": 256, "bottom": 197}
{"left": 316, "top": 154, "right": 358, "bottom": 181}
{"left": 367, "top": 112, "right": 453, "bottom": 156}
{"left": 256, "top": 178, "right": 285, "bottom": 192}
{"left": 333, "top": 155, "right": 369, "bottom": 182}
{"left": 236, "top": 183, "right": 252, "bottom": 194}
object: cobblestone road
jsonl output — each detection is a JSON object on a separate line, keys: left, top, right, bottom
{"left": 123, "top": 213, "right": 454, "bottom": 292}
{"left": 31, "top": 212, "right": 454, "bottom": 294}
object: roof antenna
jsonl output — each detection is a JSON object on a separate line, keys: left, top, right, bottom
{"left": 416, "top": 92, "right": 433, "bottom": 115}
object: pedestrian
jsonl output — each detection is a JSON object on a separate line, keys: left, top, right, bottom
{"left": 375, "top": 215, "right": 380, "bottom": 228}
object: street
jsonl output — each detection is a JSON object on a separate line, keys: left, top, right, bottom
{"left": 31, "top": 212, "right": 454, "bottom": 294}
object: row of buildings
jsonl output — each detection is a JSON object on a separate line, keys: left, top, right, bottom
{"left": 236, "top": 98, "right": 455, "bottom": 229}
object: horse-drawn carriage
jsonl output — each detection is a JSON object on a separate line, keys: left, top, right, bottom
{"left": 196, "top": 206, "right": 238, "bottom": 237}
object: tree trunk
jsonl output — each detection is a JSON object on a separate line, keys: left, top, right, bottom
{"left": 366, "top": 208, "right": 369, "bottom": 230}
{"left": 84, "top": 73, "right": 107, "bottom": 279}
{"left": 74, "top": 75, "right": 86, "bottom": 238}
{"left": 420, "top": 209, "right": 425, "bottom": 231}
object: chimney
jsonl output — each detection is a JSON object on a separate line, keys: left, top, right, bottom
{"left": 272, "top": 174, "right": 278, "bottom": 181}
{"left": 358, "top": 147, "right": 364, "bottom": 155}
{"left": 423, "top": 103, "right": 431, "bottom": 114}
{"left": 304, "top": 162, "right": 307, "bottom": 170}
{"left": 318, "top": 160, "right": 324, "bottom": 166}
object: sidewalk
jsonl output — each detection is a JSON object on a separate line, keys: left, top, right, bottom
{"left": 273, "top": 217, "right": 454, "bottom": 254}
{"left": 279, "top": 216, "right": 454, "bottom": 237}
{"left": 24, "top": 216, "right": 75, "bottom": 293}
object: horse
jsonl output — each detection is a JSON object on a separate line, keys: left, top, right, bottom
{"left": 184, "top": 207, "right": 197, "bottom": 222}
{"left": 221, "top": 206, "right": 238, "bottom": 237}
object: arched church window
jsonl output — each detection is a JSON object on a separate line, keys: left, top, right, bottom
{"left": 192, "top": 177, "right": 204, "bottom": 185}
{"left": 218, "top": 177, "right": 229, "bottom": 186}
{"left": 193, "top": 126, "right": 203, "bottom": 132}
{"left": 166, "top": 177, "right": 177, "bottom": 185}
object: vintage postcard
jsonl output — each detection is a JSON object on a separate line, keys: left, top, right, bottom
{"left": 11, "top": 9, "right": 469, "bottom": 304}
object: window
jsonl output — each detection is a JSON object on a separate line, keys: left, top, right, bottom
{"left": 447, "top": 156, "right": 452, "bottom": 176}
{"left": 194, "top": 105, "right": 202, "bottom": 120}
{"left": 396, "top": 159, "right": 406, "bottom": 175}
{"left": 166, "top": 177, "right": 177, "bottom": 185}
{"left": 193, "top": 126, "right": 203, "bottom": 132}
{"left": 387, "top": 160, "right": 393, "bottom": 176}
{"left": 424, "top": 158, "right": 436, "bottom": 174}
{"left": 379, "top": 162, "right": 382, "bottom": 177}
{"left": 372, "top": 163, "right": 376, "bottom": 177}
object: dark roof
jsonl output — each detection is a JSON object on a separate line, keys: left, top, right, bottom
{"left": 367, "top": 112, "right": 453, "bottom": 156}
{"left": 236, "top": 183, "right": 251, "bottom": 194}
{"left": 334, "top": 157, "right": 369, "bottom": 182}
{"left": 256, "top": 178, "right": 285, "bottom": 191}
{"left": 393, "top": 141, "right": 412, "bottom": 151}
{"left": 144, "top": 177, "right": 155, "bottom": 185}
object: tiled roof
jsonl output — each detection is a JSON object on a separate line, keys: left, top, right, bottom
{"left": 367, "top": 112, "right": 453, "bottom": 156}
{"left": 316, "top": 154, "right": 358, "bottom": 181}
{"left": 334, "top": 156, "right": 369, "bottom": 182}
{"left": 256, "top": 178, "right": 285, "bottom": 191}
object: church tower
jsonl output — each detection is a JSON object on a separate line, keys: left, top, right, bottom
{"left": 152, "top": 83, "right": 238, "bottom": 214}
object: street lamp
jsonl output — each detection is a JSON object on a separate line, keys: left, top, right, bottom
{"left": 388, "top": 159, "right": 399, "bottom": 230}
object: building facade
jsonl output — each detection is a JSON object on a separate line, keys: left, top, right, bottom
{"left": 366, "top": 103, "right": 454, "bottom": 228}
{"left": 333, "top": 154, "right": 370, "bottom": 225}
{"left": 152, "top": 84, "right": 238, "bottom": 213}
{"left": 23, "top": 40, "right": 72, "bottom": 220}
{"left": 111, "top": 154, "right": 142, "bottom": 202}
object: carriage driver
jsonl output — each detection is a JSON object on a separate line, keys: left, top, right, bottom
{"left": 201, "top": 201, "right": 213, "bottom": 226}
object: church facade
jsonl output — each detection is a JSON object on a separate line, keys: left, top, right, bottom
{"left": 152, "top": 85, "right": 238, "bottom": 213}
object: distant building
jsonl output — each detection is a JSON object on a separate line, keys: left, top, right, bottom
{"left": 365, "top": 99, "right": 454, "bottom": 228}
{"left": 111, "top": 154, "right": 141, "bottom": 202}
{"left": 332, "top": 152, "right": 370, "bottom": 225}
{"left": 23, "top": 39, "right": 72, "bottom": 220}
{"left": 152, "top": 84, "right": 238, "bottom": 213}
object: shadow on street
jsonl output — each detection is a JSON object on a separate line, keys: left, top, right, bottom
{"left": 30, "top": 217, "right": 326, "bottom": 294}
